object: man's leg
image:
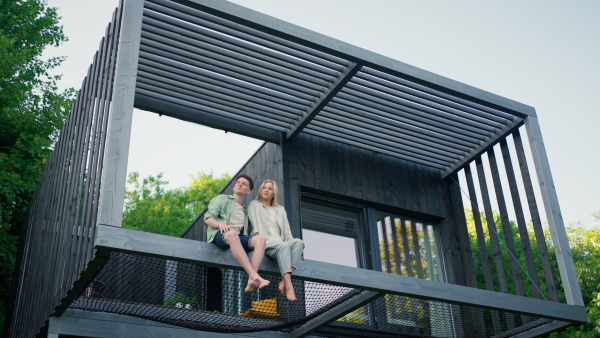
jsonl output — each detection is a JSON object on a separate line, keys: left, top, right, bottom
{"left": 223, "top": 231, "right": 264, "bottom": 293}
{"left": 248, "top": 235, "right": 270, "bottom": 289}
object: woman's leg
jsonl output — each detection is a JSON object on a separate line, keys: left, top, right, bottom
{"left": 265, "top": 241, "right": 296, "bottom": 300}
{"left": 289, "top": 238, "right": 305, "bottom": 270}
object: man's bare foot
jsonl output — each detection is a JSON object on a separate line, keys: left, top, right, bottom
{"left": 257, "top": 277, "right": 270, "bottom": 289}
{"left": 285, "top": 286, "right": 297, "bottom": 301}
{"left": 278, "top": 280, "right": 285, "bottom": 294}
{"left": 244, "top": 277, "right": 259, "bottom": 293}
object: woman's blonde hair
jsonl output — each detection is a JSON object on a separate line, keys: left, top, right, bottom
{"left": 256, "top": 180, "right": 279, "bottom": 207}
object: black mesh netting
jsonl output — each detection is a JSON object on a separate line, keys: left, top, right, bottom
{"left": 70, "top": 253, "right": 565, "bottom": 337}
{"left": 70, "top": 252, "right": 362, "bottom": 333}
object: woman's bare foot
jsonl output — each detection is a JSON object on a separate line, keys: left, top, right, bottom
{"left": 257, "top": 276, "right": 271, "bottom": 289}
{"left": 244, "top": 277, "right": 259, "bottom": 293}
{"left": 285, "top": 285, "right": 297, "bottom": 301}
{"left": 278, "top": 280, "right": 285, "bottom": 294}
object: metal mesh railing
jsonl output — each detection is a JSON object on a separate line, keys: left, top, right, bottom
{"left": 70, "top": 252, "right": 566, "bottom": 337}
{"left": 70, "top": 252, "right": 362, "bottom": 333}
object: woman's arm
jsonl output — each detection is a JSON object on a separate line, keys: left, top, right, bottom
{"left": 280, "top": 207, "right": 293, "bottom": 241}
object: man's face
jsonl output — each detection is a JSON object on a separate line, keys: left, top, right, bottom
{"left": 233, "top": 177, "right": 252, "bottom": 196}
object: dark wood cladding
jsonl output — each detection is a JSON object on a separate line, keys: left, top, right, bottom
{"left": 288, "top": 133, "right": 450, "bottom": 216}
{"left": 283, "top": 133, "right": 467, "bottom": 285}
{"left": 183, "top": 141, "right": 284, "bottom": 241}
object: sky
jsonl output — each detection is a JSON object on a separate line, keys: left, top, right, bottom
{"left": 43, "top": 0, "right": 600, "bottom": 227}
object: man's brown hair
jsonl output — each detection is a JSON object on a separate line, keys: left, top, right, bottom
{"left": 236, "top": 173, "right": 254, "bottom": 191}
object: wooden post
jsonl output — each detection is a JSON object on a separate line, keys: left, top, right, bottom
{"left": 97, "top": 0, "right": 144, "bottom": 227}
{"left": 524, "top": 115, "right": 584, "bottom": 306}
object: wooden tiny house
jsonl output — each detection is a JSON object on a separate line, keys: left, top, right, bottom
{"left": 6, "top": 0, "right": 586, "bottom": 337}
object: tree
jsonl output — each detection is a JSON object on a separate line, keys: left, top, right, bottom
{"left": 549, "top": 215, "right": 600, "bottom": 337}
{"left": 464, "top": 208, "right": 600, "bottom": 336}
{"left": 122, "top": 172, "right": 231, "bottom": 237}
{"left": 0, "top": 0, "right": 75, "bottom": 332}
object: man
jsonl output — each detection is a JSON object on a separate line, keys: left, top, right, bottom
{"left": 204, "top": 174, "right": 270, "bottom": 293}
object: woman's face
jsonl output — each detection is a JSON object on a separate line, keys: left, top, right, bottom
{"left": 261, "top": 182, "right": 275, "bottom": 203}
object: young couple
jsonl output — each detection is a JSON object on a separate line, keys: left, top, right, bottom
{"left": 204, "top": 174, "right": 304, "bottom": 301}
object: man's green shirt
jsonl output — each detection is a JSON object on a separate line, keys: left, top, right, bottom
{"left": 204, "top": 194, "right": 250, "bottom": 243}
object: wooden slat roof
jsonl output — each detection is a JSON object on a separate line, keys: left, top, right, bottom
{"left": 134, "top": 0, "right": 535, "bottom": 177}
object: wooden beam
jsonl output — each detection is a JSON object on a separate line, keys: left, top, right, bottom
{"left": 52, "top": 250, "right": 111, "bottom": 316}
{"left": 511, "top": 320, "right": 572, "bottom": 338}
{"left": 134, "top": 94, "right": 281, "bottom": 143}
{"left": 287, "top": 62, "right": 362, "bottom": 140}
{"left": 97, "top": 0, "right": 144, "bottom": 227}
{"left": 95, "top": 225, "right": 588, "bottom": 323}
{"left": 441, "top": 117, "right": 523, "bottom": 179}
{"left": 524, "top": 116, "right": 584, "bottom": 306}
{"left": 289, "top": 291, "right": 382, "bottom": 338}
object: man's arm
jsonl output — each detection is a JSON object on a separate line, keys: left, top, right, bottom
{"left": 205, "top": 216, "right": 231, "bottom": 234}
{"left": 204, "top": 195, "right": 231, "bottom": 234}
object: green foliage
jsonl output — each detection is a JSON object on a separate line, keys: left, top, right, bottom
{"left": 0, "top": 0, "right": 75, "bottom": 333}
{"left": 122, "top": 171, "right": 231, "bottom": 237}
{"left": 465, "top": 208, "right": 600, "bottom": 336}
{"left": 165, "top": 292, "right": 197, "bottom": 308}
{"left": 550, "top": 223, "right": 600, "bottom": 337}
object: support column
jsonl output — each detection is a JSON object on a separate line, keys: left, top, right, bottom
{"left": 524, "top": 115, "right": 583, "bottom": 306}
{"left": 97, "top": 0, "right": 144, "bottom": 227}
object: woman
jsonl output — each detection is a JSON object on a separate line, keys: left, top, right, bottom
{"left": 248, "top": 180, "right": 304, "bottom": 301}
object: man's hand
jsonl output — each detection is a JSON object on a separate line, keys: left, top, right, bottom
{"left": 219, "top": 223, "right": 231, "bottom": 234}
{"left": 205, "top": 217, "right": 230, "bottom": 233}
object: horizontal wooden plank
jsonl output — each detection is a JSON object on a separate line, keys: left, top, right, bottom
{"left": 95, "top": 225, "right": 588, "bottom": 324}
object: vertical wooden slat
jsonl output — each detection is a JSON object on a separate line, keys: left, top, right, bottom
{"left": 499, "top": 138, "right": 542, "bottom": 300}
{"left": 409, "top": 162, "right": 420, "bottom": 211}
{"left": 448, "top": 173, "right": 477, "bottom": 288}
{"left": 319, "top": 137, "right": 330, "bottom": 192}
{"left": 313, "top": 136, "right": 322, "bottom": 189}
{"left": 80, "top": 1, "right": 125, "bottom": 282}
{"left": 329, "top": 139, "right": 339, "bottom": 194}
{"left": 487, "top": 148, "right": 525, "bottom": 295}
{"left": 488, "top": 148, "right": 524, "bottom": 329}
{"left": 513, "top": 130, "right": 559, "bottom": 302}
{"left": 464, "top": 164, "right": 502, "bottom": 335}
{"left": 375, "top": 154, "right": 385, "bottom": 203}
{"left": 343, "top": 143, "right": 353, "bottom": 198}
{"left": 475, "top": 157, "right": 510, "bottom": 295}
{"left": 303, "top": 135, "right": 314, "bottom": 187}
{"left": 381, "top": 155, "right": 393, "bottom": 205}
{"left": 352, "top": 145, "right": 362, "bottom": 199}
{"left": 67, "top": 13, "right": 117, "bottom": 295}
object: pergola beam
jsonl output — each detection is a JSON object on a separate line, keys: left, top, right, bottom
{"left": 95, "top": 225, "right": 588, "bottom": 324}
{"left": 134, "top": 94, "right": 281, "bottom": 143}
{"left": 287, "top": 62, "right": 362, "bottom": 140}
